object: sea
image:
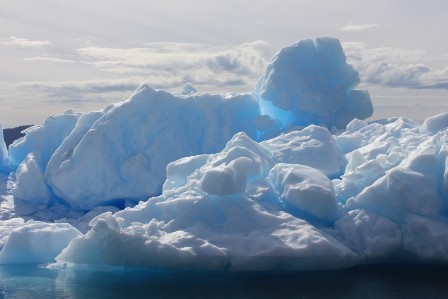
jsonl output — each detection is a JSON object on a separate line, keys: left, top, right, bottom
{"left": 0, "top": 263, "right": 447, "bottom": 298}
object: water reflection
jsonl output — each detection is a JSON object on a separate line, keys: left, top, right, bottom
{"left": 0, "top": 264, "right": 447, "bottom": 298}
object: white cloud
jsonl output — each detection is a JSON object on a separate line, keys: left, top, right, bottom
{"left": 76, "top": 41, "right": 269, "bottom": 91}
{"left": 343, "top": 42, "right": 448, "bottom": 89}
{"left": 0, "top": 36, "right": 52, "bottom": 48}
{"left": 420, "top": 66, "right": 448, "bottom": 89}
{"left": 23, "top": 57, "right": 74, "bottom": 63}
{"left": 0, "top": 79, "right": 141, "bottom": 127}
{"left": 340, "top": 23, "right": 379, "bottom": 32}
{"left": 0, "top": 41, "right": 271, "bottom": 126}
{"left": 15, "top": 78, "right": 141, "bottom": 103}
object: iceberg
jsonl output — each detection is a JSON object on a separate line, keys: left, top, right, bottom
{"left": 55, "top": 116, "right": 448, "bottom": 269}
{"left": 2, "top": 36, "right": 447, "bottom": 270}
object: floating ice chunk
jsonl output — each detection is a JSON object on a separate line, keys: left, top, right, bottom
{"left": 255, "top": 36, "right": 372, "bottom": 130}
{"left": 269, "top": 163, "right": 338, "bottom": 220}
{"left": 0, "top": 221, "right": 81, "bottom": 264}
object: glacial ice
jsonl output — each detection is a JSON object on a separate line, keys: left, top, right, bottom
{"left": 0, "top": 221, "right": 81, "bottom": 264}
{"left": 255, "top": 36, "right": 373, "bottom": 131}
{"left": 44, "top": 86, "right": 260, "bottom": 210}
{"left": 54, "top": 116, "right": 448, "bottom": 269}
{"left": 0, "top": 123, "right": 8, "bottom": 173}
{"left": 0, "top": 36, "right": 447, "bottom": 270}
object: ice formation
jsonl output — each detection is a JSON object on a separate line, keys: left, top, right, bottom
{"left": 255, "top": 36, "right": 373, "bottom": 131}
{"left": 44, "top": 86, "right": 259, "bottom": 210}
{"left": 0, "top": 221, "right": 81, "bottom": 264}
{"left": 0, "top": 123, "right": 8, "bottom": 172}
{"left": 1, "top": 36, "right": 447, "bottom": 270}
{"left": 54, "top": 116, "right": 448, "bottom": 269}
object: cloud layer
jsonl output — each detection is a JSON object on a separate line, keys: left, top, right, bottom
{"left": 343, "top": 42, "right": 448, "bottom": 89}
{"left": 76, "top": 41, "right": 268, "bottom": 90}
{"left": 1, "top": 35, "right": 448, "bottom": 127}
{"left": 0, "top": 41, "right": 270, "bottom": 126}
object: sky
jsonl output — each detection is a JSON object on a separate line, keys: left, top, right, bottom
{"left": 1, "top": 0, "right": 448, "bottom": 127}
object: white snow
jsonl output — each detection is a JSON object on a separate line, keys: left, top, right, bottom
{"left": 0, "top": 37, "right": 446, "bottom": 271}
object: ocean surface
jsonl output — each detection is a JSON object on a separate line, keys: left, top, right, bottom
{"left": 0, "top": 264, "right": 447, "bottom": 298}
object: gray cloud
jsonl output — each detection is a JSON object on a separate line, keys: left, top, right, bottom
{"left": 76, "top": 41, "right": 268, "bottom": 91}
{"left": 15, "top": 79, "right": 140, "bottom": 104}
{"left": 0, "top": 41, "right": 269, "bottom": 125}
{"left": 343, "top": 42, "right": 448, "bottom": 89}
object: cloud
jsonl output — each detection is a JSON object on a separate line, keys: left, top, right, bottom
{"left": 0, "top": 78, "right": 148, "bottom": 127}
{"left": 0, "top": 36, "right": 52, "bottom": 48}
{"left": 23, "top": 57, "right": 75, "bottom": 63}
{"left": 0, "top": 41, "right": 271, "bottom": 126}
{"left": 15, "top": 79, "right": 141, "bottom": 103}
{"left": 343, "top": 42, "right": 448, "bottom": 89}
{"left": 340, "top": 24, "right": 379, "bottom": 32}
{"left": 76, "top": 41, "right": 269, "bottom": 91}
{"left": 366, "top": 63, "right": 430, "bottom": 87}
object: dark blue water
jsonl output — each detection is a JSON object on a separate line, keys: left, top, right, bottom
{"left": 0, "top": 264, "right": 447, "bottom": 298}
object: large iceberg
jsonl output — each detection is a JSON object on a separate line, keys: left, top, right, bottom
{"left": 5, "top": 36, "right": 372, "bottom": 213}
{"left": 55, "top": 116, "right": 448, "bottom": 269}
{"left": 2, "top": 36, "right": 447, "bottom": 270}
